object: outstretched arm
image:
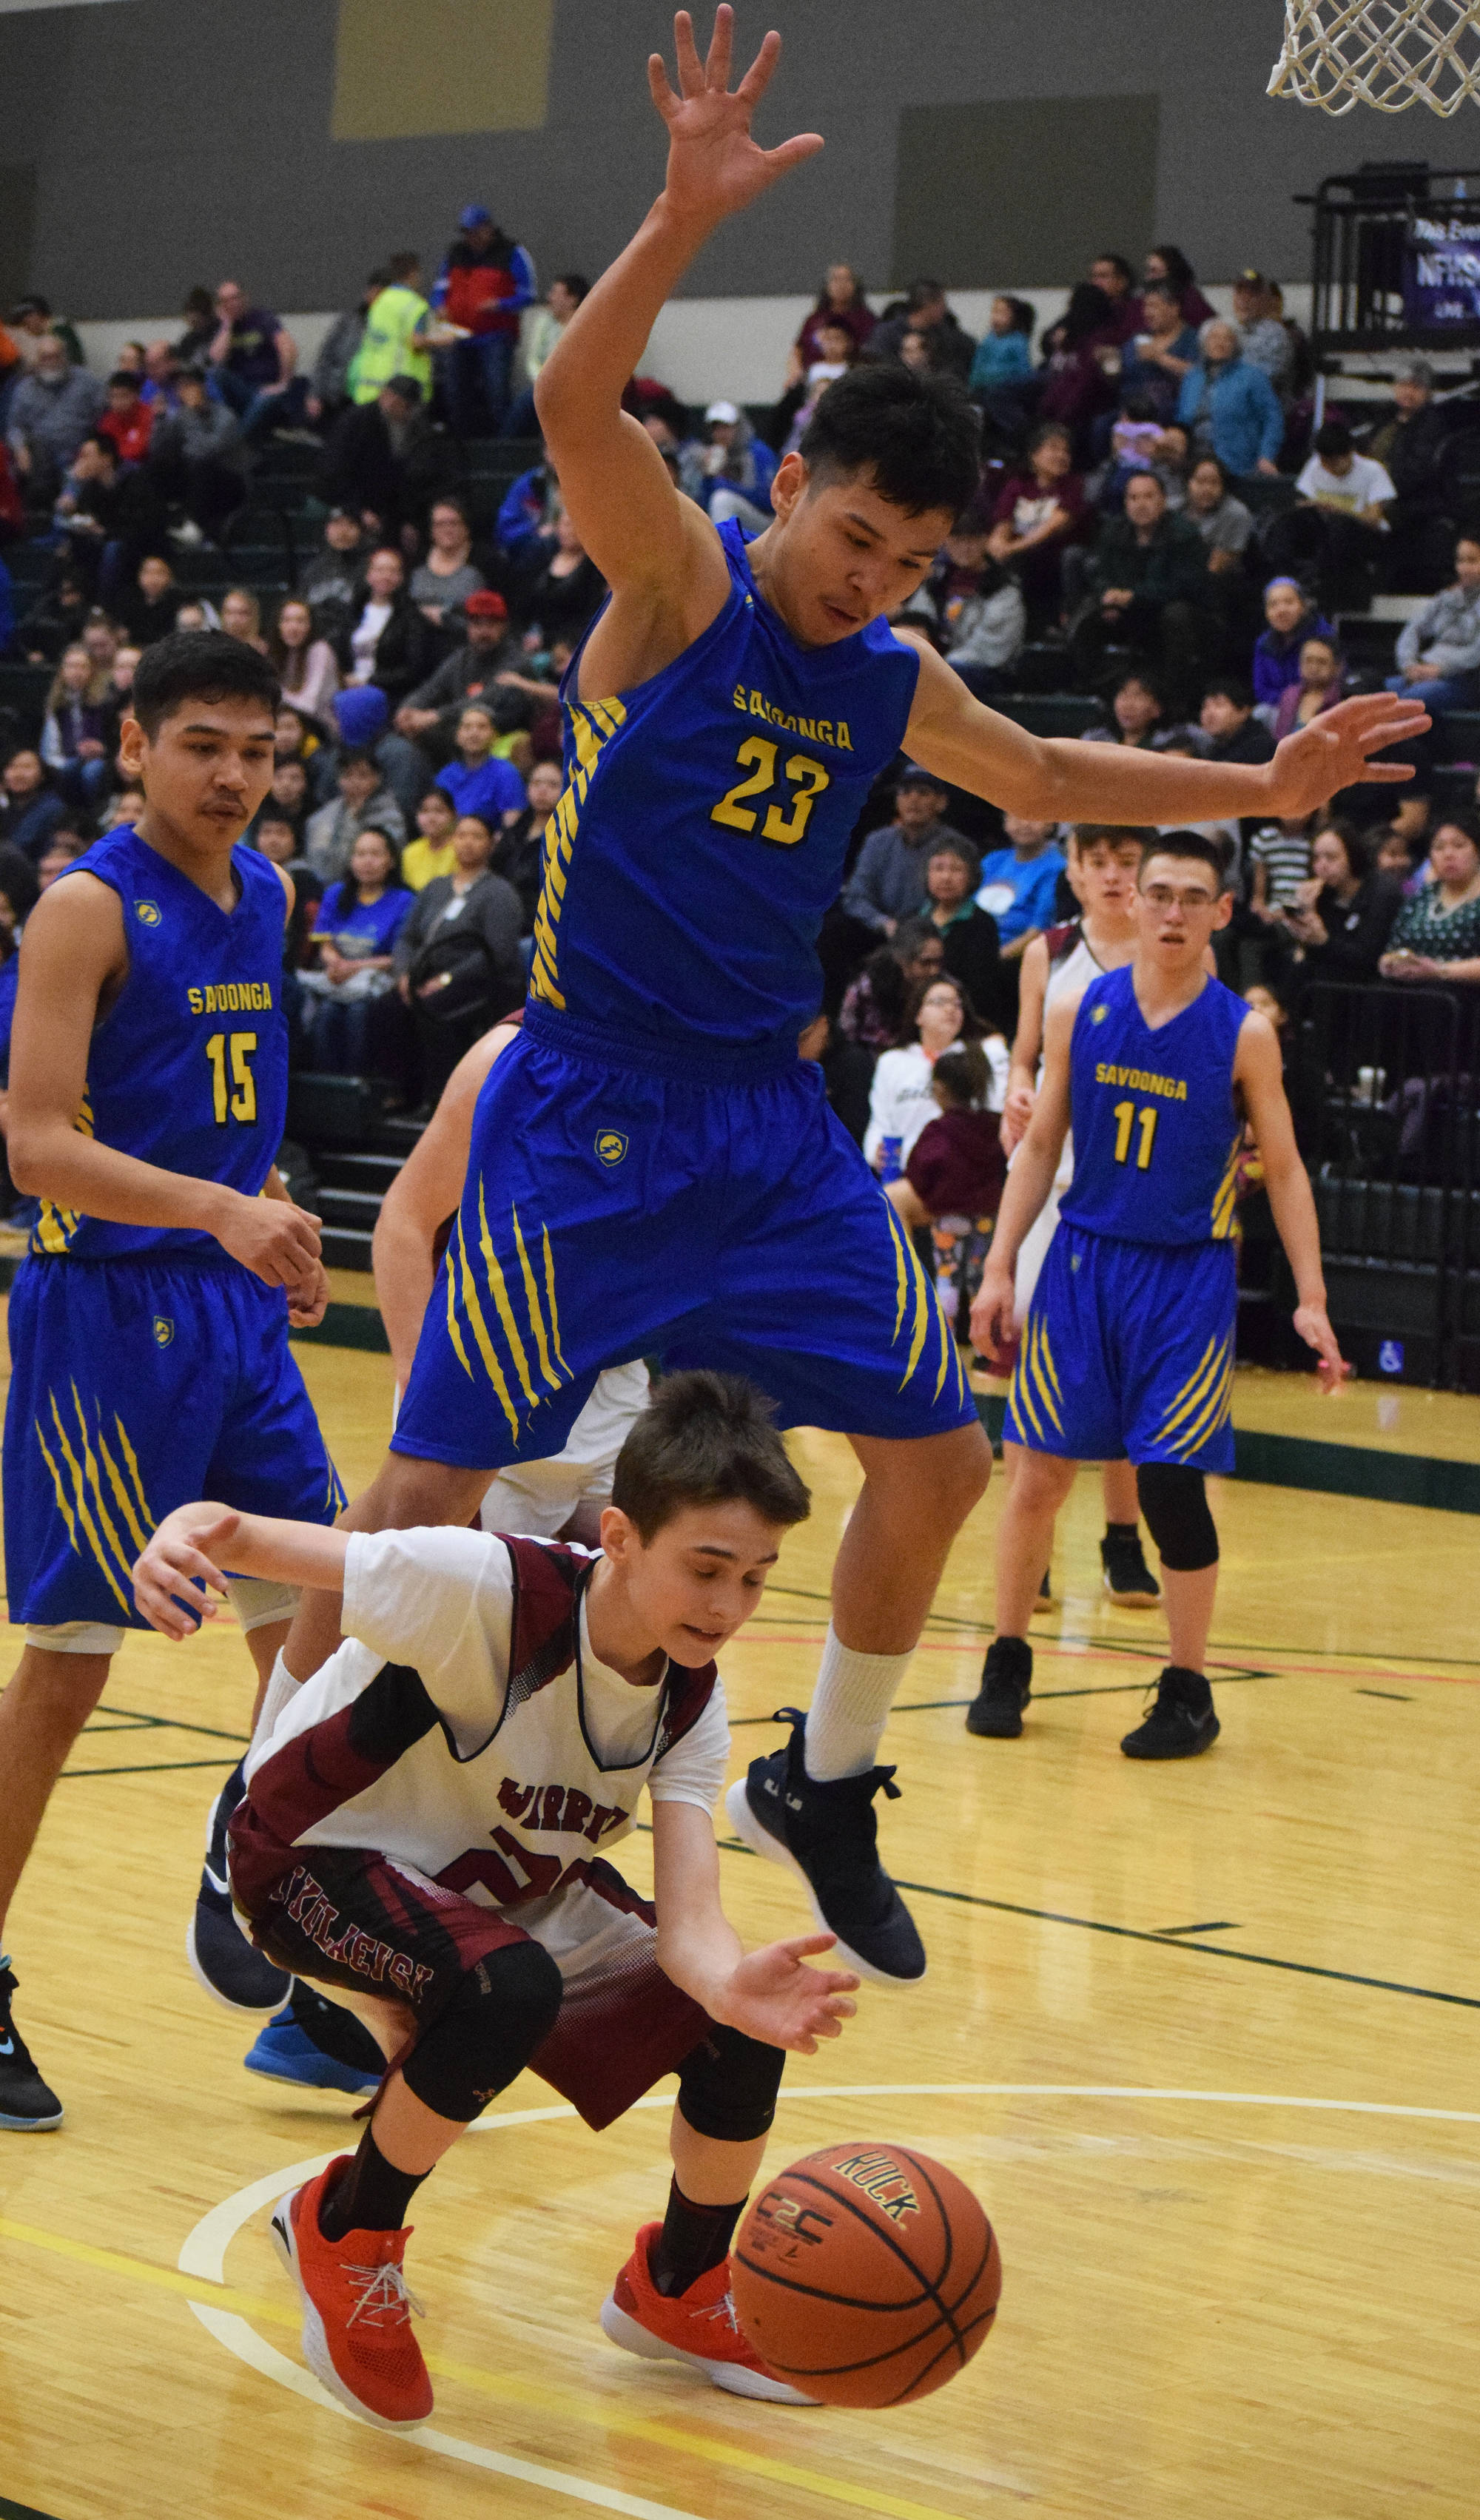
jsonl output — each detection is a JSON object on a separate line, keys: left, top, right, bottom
{"left": 535, "top": 9, "right": 821, "bottom": 685}
{"left": 1235, "top": 1012, "right": 1348, "bottom": 1388}
{"left": 652, "top": 1799, "right": 858, "bottom": 2055}
{"left": 901, "top": 635, "right": 1430, "bottom": 826}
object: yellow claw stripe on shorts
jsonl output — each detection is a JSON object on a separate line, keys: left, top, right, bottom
{"left": 34, "top": 1384, "right": 155, "bottom": 1611}
{"left": 1151, "top": 1330, "right": 1235, "bottom": 1457}
{"left": 528, "top": 694, "right": 627, "bottom": 1010}
{"left": 1211, "top": 1132, "right": 1242, "bottom": 1239}
{"left": 884, "top": 1200, "right": 965, "bottom": 1406}
{"left": 444, "top": 1192, "right": 574, "bottom": 1441}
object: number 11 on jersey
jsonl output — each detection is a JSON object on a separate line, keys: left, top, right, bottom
{"left": 1112, "top": 1099, "right": 1158, "bottom": 1170}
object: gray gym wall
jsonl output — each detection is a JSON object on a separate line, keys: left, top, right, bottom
{"left": 6, "top": 0, "right": 1480, "bottom": 317}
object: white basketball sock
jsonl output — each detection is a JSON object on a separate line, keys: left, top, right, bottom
{"left": 248, "top": 1648, "right": 300, "bottom": 1760}
{"left": 803, "top": 1625, "right": 912, "bottom": 1782}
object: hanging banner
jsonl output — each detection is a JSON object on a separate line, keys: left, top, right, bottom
{"left": 1404, "top": 212, "right": 1480, "bottom": 329}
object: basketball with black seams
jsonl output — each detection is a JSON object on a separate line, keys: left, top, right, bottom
{"left": 730, "top": 2141, "right": 1000, "bottom": 2407}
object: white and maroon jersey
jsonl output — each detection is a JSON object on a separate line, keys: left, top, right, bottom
{"left": 242, "top": 1527, "right": 728, "bottom": 1949}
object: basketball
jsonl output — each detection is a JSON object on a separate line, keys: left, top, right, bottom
{"left": 730, "top": 2142, "right": 1001, "bottom": 2408}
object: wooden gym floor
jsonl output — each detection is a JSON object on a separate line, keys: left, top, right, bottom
{"left": 0, "top": 1327, "right": 1476, "bottom": 2520}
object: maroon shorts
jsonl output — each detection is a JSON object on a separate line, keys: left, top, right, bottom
{"left": 229, "top": 1805, "right": 713, "bottom": 2131}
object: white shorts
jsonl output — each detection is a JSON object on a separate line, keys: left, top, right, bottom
{"left": 478, "top": 1361, "right": 650, "bottom": 1539}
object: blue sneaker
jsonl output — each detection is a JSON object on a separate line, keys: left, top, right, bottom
{"left": 244, "top": 1987, "right": 385, "bottom": 2098}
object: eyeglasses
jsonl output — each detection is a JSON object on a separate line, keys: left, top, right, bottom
{"left": 1142, "top": 883, "right": 1219, "bottom": 911}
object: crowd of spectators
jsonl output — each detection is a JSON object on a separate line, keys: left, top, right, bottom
{"left": 3, "top": 220, "right": 1480, "bottom": 1159}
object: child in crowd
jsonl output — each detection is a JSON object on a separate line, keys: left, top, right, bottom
{"left": 130, "top": 1371, "right": 858, "bottom": 2430}
{"left": 301, "top": 825, "right": 414, "bottom": 1077}
{"left": 1248, "top": 810, "right": 1315, "bottom": 919}
{"left": 889, "top": 1042, "right": 1006, "bottom": 1338}
{"left": 400, "top": 784, "right": 459, "bottom": 892}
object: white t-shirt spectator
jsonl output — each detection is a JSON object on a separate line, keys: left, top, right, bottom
{"left": 1296, "top": 452, "right": 1396, "bottom": 522}
{"left": 864, "top": 1038, "right": 1010, "bottom": 1168}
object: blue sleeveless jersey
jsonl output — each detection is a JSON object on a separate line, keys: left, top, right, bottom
{"left": 528, "top": 519, "right": 920, "bottom": 1052}
{"left": 1057, "top": 964, "right": 1248, "bottom": 1247}
{"left": 30, "top": 826, "right": 289, "bottom": 1261}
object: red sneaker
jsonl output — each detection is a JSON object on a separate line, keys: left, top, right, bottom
{"left": 270, "top": 2156, "right": 432, "bottom": 2429}
{"left": 599, "top": 2222, "right": 817, "bottom": 2405}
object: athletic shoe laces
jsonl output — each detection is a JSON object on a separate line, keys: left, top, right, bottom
{"left": 341, "top": 2255, "right": 424, "bottom": 2331}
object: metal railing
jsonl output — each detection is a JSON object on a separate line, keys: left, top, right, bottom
{"left": 1293, "top": 980, "right": 1480, "bottom": 1384}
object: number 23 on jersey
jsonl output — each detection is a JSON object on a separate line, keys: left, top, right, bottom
{"left": 711, "top": 736, "right": 830, "bottom": 848}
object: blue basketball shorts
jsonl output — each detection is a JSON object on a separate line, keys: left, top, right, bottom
{"left": 393, "top": 1010, "right": 978, "bottom": 1472}
{"left": 4, "top": 1254, "right": 344, "bottom": 1637}
{"left": 1003, "top": 1222, "right": 1237, "bottom": 1473}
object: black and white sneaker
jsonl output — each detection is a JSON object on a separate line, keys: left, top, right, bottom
{"left": 0, "top": 1958, "right": 64, "bottom": 2131}
{"left": 1101, "top": 1526, "right": 1161, "bottom": 1608}
{"left": 1120, "top": 1667, "right": 1220, "bottom": 1760}
{"left": 966, "top": 1636, "right": 1032, "bottom": 1739}
{"left": 724, "top": 1710, "right": 925, "bottom": 1987}
{"left": 187, "top": 1761, "right": 290, "bottom": 2015}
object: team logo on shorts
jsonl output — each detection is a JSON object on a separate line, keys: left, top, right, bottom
{"left": 152, "top": 1315, "right": 175, "bottom": 1346}
{"left": 1091, "top": 1003, "right": 1109, "bottom": 1024}
{"left": 595, "top": 1131, "right": 628, "bottom": 1167}
{"left": 134, "top": 899, "right": 162, "bottom": 928}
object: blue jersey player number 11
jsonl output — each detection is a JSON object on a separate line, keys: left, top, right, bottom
{"left": 143, "top": 8, "right": 1430, "bottom": 2001}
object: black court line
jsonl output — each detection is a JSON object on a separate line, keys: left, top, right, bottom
{"left": 728, "top": 1671, "right": 1272, "bottom": 1725}
{"left": 1, "top": 2499, "right": 67, "bottom": 2520}
{"left": 1157, "top": 1920, "right": 1240, "bottom": 1937}
{"left": 58, "top": 1756, "right": 239, "bottom": 1780}
{"left": 1354, "top": 1688, "right": 1413, "bottom": 1702}
{"left": 699, "top": 1834, "right": 1480, "bottom": 2013}
{"left": 92, "top": 1702, "right": 248, "bottom": 1745}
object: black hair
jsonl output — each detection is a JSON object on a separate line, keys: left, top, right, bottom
{"left": 130, "top": 630, "right": 280, "bottom": 740}
{"left": 1123, "top": 466, "right": 1166, "bottom": 496}
{"left": 892, "top": 914, "right": 942, "bottom": 966}
{"left": 1140, "top": 279, "right": 1180, "bottom": 308}
{"left": 337, "top": 747, "right": 379, "bottom": 774}
{"left": 1026, "top": 427, "right": 1073, "bottom": 479}
{"left": 107, "top": 368, "right": 141, "bottom": 391}
{"left": 452, "top": 809, "right": 495, "bottom": 839}
{"left": 1072, "top": 822, "right": 1156, "bottom": 852}
{"left": 798, "top": 363, "right": 981, "bottom": 523}
{"left": 78, "top": 434, "right": 115, "bottom": 464}
{"left": 904, "top": 967, "right": 986, "bottom": 1041}
{"left": 385, "top": 249, "right": 420, "bottom": 282}
{"left": 1311, "top": 813, "right": 1370, "bottom": 880}
{"left": 1059, "top": 283, "right": 1113, "bottom": 347}
{"left": 1434, "top": 803, "right": 1480, "bottom": 849}
{"left": 610, "top": 1369, "right": 810, "bottom": 1543}
{"left": 858, "top": 942, "right": 909, "bottom": 1036}
{"left": 347, "top": 823, "right": 403, "bottom": 886}
{"left": 1150, "top": 244, "right": 1197, "bottom": 295}
{"left": 1000, "top": 294, "right": 1036, "bottom": 337}
{"left": 0, "top": 843, "right": 41, "bottom": 926}
{"left": 1314, "top": 420, "right": 1354, "bottom": 459}
{"left": 554, "top": 272, "right": 590, "bottom": 302}
{"left": 931, "top": 1042, "right": 989, "bottom": 1109}
{"left": 1120, "top": 391, "right": 1159, "bottom": 423}
{"left": 813, "top": 266, "right": 867, "bottom": 313}
{"left": 906, "top": 278, "right": 946, "bottom": 311}
{"left": 1114, "top": 666, "right": 1163, "bottom": 707}
{"left": 1094, "top": 252, "right": 1136, "bottom": 289}
{"left": 383, "top": 375, "right": 423, "bottom": 404}
{"left": 1190, "top": 451, "right": 1228, "bottom": 489}
{"left": 1203, "top": 673, "right": 1254, "bottom": 710}
{"left": 1139, "top": 829, "right": 1230, "bottom": 888}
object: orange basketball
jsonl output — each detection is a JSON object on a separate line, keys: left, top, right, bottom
{"left": 730, "top": 2140, "right": 1001, "bottom": 2408}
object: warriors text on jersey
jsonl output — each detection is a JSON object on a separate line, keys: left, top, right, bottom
{"left": 230, "top": 1526, "right": 731, "bottom": 2127}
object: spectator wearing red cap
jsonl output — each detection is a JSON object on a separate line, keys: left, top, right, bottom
{"left": 433, "top": 205, "right": 538, "bottom": 437}
{"left": 394, "top": 587, "right": 530, "bottom": 752}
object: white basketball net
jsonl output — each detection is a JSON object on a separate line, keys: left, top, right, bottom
{"left": 1268, "top": 0, "right": 1480, "bottom": 113}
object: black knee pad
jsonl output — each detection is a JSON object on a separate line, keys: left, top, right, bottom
{"left": 1137, "top": 1461, "right": 1219, "bottom": 1572}
{"left": 676, "top": 2024, "right": 785, "bottom": 2146}
{"left": 401, "top": 1940, "right": 563, "bottom": 2124}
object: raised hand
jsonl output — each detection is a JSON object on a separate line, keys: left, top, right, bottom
{"left": 1267, "top": 691, "right": 1430, "bottom": 818}
{"left": 648, "top": 7, "right": 823, "bottom": 232}
{"left": 716, "top": 1932, "right": 859, "bottom": 2055}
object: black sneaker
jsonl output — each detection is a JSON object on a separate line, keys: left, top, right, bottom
{"left": 1120, "top": 1667, "right": 1220, "bottom": 1760}
{"left": 1101, "top": 1526, "right": 1161, "bottom": 1608}
{"left": 187, "top": 1761, "right": 291, "bottom": 2015}
{"left": 966, "top": 1636, "right": 1032, "bottom": 1739}
{"left": 724, "top": 1710, "right": 925, "bottom": 1987}
{"left": 0, "top": 1958, "right": 64, "bottom": 2131}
